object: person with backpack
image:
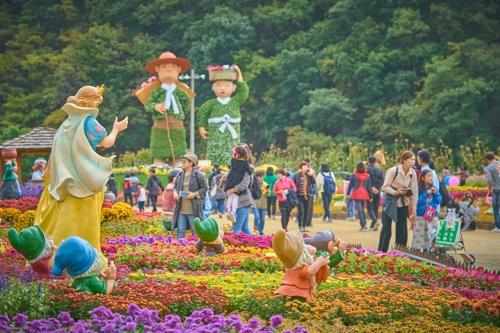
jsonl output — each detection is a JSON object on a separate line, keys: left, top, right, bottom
{"left": 224, "top": 146, "right": 253, "bottom": 223}
{"left": 367, "top": 156, "right": 385, "bottom": 230}
{"left": 122, "top": 173, "right": 134, "bottom": 206}
{"left": 316, "top": 163, "right": 336, "bottom": 223}
{"left": 211, "top": 171, "right": 227, "bottom": 217}
{"left": 146, "top": 168, "right": 164, "bottom": 212}
{"left": 274, "top": 168, "right": 297, "bottom": 231}
{"left": 347, "top": 162, "right": 372, "bottom": 231}
{"left": 263, "top": 167, "right": 278, "bottom": 219}
{"left": 293, "top": 162, "right": 316, "bottom": 232}
{"left": 106, "top": 174, "right": 117, "bottom": 197}
{"left": 208, "top": 164, "right": 221, "bottom": 212}
{"left": 224, "top": 145, "right": 255, "bottom": 235}
{"left": 129, "top": 171, "right": 139, "bottom": 205}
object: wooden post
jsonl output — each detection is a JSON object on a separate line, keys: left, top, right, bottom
{"left": 15, "top": 152, "right": 23, "bottom": 184}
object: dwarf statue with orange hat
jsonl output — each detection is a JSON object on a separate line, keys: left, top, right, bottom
{"left": 140, "top": 52, "right": 193, "bottom": 164}
{"left": 272, "top": 230, "right": 347, "bottom": 299}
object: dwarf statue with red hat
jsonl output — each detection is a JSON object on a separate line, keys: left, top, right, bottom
{"left": 140, "top": 52, "right": 193, "bottom": 164}
{"left": 196, "top": 65, "right": 249, "bottom": 166}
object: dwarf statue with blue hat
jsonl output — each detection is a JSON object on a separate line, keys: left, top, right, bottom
{"left": 8, "top": 226, "right": 116, "bottom": 294}
{"left": 193, "top": 217, "right": 227, "bottom": 256}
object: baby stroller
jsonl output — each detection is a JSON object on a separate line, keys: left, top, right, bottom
{"left": 433, "top": 207, "right": 476, "bottom": 265}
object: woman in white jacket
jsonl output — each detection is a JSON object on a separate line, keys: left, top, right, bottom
{"left": 316, "top": 163, "right": 337, "bottom": 223}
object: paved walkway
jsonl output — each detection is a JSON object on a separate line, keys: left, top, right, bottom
{"left": 216, "top": 214, "right": 500, "bottom": 271}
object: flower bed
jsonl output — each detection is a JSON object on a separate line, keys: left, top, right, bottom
{"left": 0, "top": 196, "right": 39, "bottom": 212}
{"left": 1, "top": 215, "right": 499, "bottom": 332}
{"left": 20, "top": 182, "right": 44, "bottom": 198}
{"left": 1, "top": 304, "right": 305, "bottom": 333}
{"left": 0, "top": 208, "right": 36, "bottom": 231}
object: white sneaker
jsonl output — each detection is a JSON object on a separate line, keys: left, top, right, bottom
{"left": 491, "top": 228, "right": 500, "bottom": 233}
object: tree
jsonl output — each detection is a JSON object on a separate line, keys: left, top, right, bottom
{"left": 400, "top": 39, "right": 500, "bottom": 145}
{"left": 300, "top": 88, "right": 356, "bottom": 136}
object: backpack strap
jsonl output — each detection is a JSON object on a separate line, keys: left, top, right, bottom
{"left": 392, "top": 166, "right": 399, "bottom": 184}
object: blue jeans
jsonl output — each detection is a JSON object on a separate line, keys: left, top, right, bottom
{"left": 355, "top": 200, "right": 366, "bottom": 228}
{"left": 214, "top": 199, "right": 225, "bottom": 214}
{"left": 253, "top": 208, "right": 266, "bottom": 234}
{"left": 346, "top": 198, "right": 355, "bottom": 218}
{"left": 177, "top": 214, "right": 195, "bottom": 239}
{"left": 233, "top": 207, "right": 251, "bottom": 234}
{"left": 322, "top": 192, "right": 333, "bottom": 219}
{"left": 493, "top": 190, "right": 500, "bottom": 229}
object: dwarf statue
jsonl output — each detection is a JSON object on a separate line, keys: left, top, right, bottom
{"left": 0, "top": 160, "right": 21, "bottom": 199}
{"left": 31, "top": 158, "right": 47, "bottom": 181}
{"left": 8, "top": 225, "right": 116, "bottom": 294}
{"left": 272, "top": 230, "right": 347, "bottom": 299}
{"left": 303, "top": 231, "right": 347, "bottom": 269}
{"left": 197, "top": 65, "right": 249, "bottom": 165}
{"left": 139, "top": 52, "right": 194, "bottom": 164}
{"left": 193, "top": 217, "right": 226, "bottom": 256}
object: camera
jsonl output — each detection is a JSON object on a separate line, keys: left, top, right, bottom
{"left": 405, "top": 189, "right": 413, "bottom": 197}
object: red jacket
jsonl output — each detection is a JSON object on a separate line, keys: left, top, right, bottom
{"left": 347, "top": 172, "right": 371, "bottom": 201}
{"left": 273, "top": 178, "right": 297, "bottom": 202}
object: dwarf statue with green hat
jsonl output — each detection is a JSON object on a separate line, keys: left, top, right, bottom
{"left": 8, "top": 226, "right": 116, "bottom": 294}
{"left": 193, "top": 217, "right": 227, "bottom": 256}
{"left": 197, "top": 65, "right": 249, "bottom": 165}
{"left": 7, "top": 225, "right": 56, "bottom": 278}
{"left": 137, "top": 52, "right": 195, "bottom": 164}
{"left": 272, "top": 230, "right": 343, "bottom": 299}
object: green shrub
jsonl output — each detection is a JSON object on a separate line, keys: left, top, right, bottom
{"left": 0, "top": 280, "right": 52, "bottom": 319}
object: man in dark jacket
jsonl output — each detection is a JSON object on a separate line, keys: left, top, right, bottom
{"left": 367, "top": 156, "right": 384, "bottom": 230}
{"left": 173, "top": 153, "right": 207, "bottom": 239}
{"left": 146, "top": 168, "right": 164, "bottom": 212}
{"left": 293, "top": 162, "right": 316, "bottom": 232}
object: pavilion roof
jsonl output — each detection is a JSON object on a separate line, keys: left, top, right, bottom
{"left": 0, "top": 127, "right": 56, "bottom": 150}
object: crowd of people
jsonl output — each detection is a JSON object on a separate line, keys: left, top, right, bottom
{"left": 100, "top": 146, "right": 499, "bottom": 250}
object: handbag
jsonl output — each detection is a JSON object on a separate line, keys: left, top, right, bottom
{"left": 485, "top": 192, "right": 493, "bottom": 205}
{"left": 423, "top": 195, "right": 436, "bottom": 222}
